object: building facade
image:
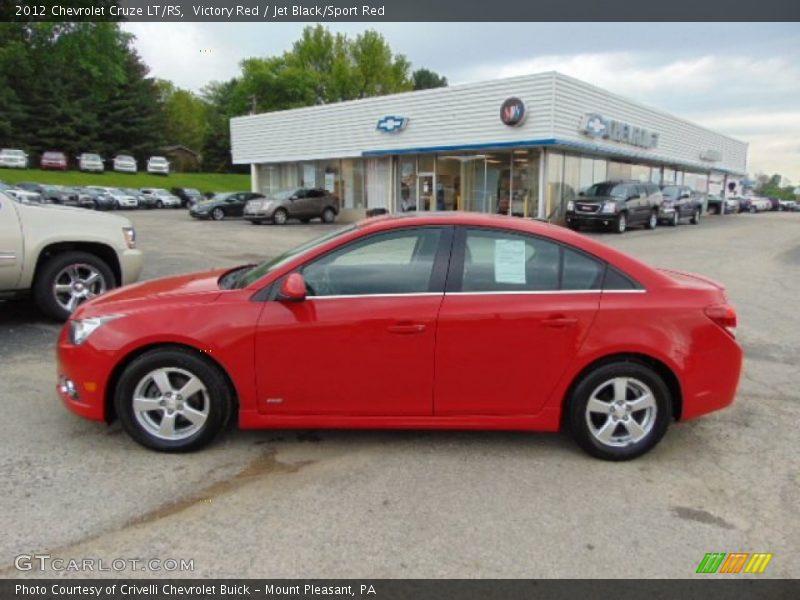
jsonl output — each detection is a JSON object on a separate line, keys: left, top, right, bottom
{"left": 230, "top": 72, "right": 748, "bottom": 222}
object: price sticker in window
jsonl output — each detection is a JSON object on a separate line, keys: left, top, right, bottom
{"left": 494, "top": 239, "right": 527, "bottom": 284}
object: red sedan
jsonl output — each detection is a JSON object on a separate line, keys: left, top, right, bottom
{"left": 40, "top": 151, "right": 68, "bottom": 170}
{"left": 57, "top": 214, "right": 742, "bottom": 460}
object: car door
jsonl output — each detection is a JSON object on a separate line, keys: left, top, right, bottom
{"left": 289, "top": 189, "right": 316, "bottom": 218}
{"left": 224, "top": 193, "right": 246, "bottom": 216}
{"left": 253, "top": 226, "right": 453, "bottom": 416}
{"left": 0, "top": 194, "right": 24, "bottom": 291}
{"left": 434, "top": 227, "right": 602, "bottom": 415}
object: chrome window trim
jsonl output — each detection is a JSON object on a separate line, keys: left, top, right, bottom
{"left": 306, "top": 289, "right": 646, "bottom": 300}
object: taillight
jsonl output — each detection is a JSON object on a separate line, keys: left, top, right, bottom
{"left": 705, "top": 303, "right": 737, "bottom": 337}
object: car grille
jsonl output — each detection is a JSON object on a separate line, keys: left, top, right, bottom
{"left": 575, "top": 202, "right": 600, "bottom": 213}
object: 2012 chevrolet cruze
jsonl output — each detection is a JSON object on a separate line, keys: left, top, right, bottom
{"left": 57, "top": 213, "right": 742, "bottom": 460}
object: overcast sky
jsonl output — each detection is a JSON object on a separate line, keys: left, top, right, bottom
{"left": 123, "top": 22, "right": 800, "bottom": 181}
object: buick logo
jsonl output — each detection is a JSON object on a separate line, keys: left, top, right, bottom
{"left": 376, "top": 116, "right": 408, "bottom": 133}
{"left": 500, "top": 97, "right": 526, "bottom": 127}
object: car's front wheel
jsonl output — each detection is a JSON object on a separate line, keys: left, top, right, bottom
{"left": 645, "top": 209, "right": 658, "bottom": 230}
{"left": 567, "top": 361, "right": 672, "bottom": 461}
{"left": 273, "top": 208, "right": 288, "bottom": 225}
{"left": 614, "top": 212, "right": 627, "bottom": 234}
{"left": 321, "top": 207, "right": 336, "bottom": 224}
{"left": 211, "top": 207, "right": 225, "bottom": 221}
{"left": 670, "top": 211, "right": 679, "bottom": 227}
{"left": 115, "top": 348, "right": 233, "bottom": 452}
{"left": 690, "top": 208, "right": 700, "bottom": 224}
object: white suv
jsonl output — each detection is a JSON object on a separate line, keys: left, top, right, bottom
{"left": 146, "top": 156, "right": 170, "bottom": 175}
{"left": 0, "top": 148, "right": 28, "bottom": 168}
{"left": 78, "top": 153, "right": 105, "bottom": 173}
{"left": 113, "top": 154, "right": 137, "bottom": 173}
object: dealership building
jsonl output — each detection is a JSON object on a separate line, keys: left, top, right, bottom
{"left": 230, "top": 71, "right": 748, "bottom": 222}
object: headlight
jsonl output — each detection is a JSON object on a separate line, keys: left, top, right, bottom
{"left": 600, "top": 203, "right": 617, "bottom": 214}
{"left": 69, "top": 315, "right": 122, "bottom": 345}
{"left": 122, "top": 227, "right": 136, "bottom": 249}
{"left": 566, "top": 201, "right": 575, "bottom": 212}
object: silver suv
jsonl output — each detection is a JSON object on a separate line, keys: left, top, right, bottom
{"left": 244, "top": 188, "right": 340, "bottom": 225}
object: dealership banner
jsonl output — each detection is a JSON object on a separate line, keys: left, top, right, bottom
{"left": 2, "top": 0, "right": 799, "bottom": 22}
{"left": 3, "top": 580, "right": 799, "bottom": 600}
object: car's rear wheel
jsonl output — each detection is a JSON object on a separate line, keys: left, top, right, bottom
{"left": 645, "top": 210, "right": 658, "bottom": 230}
{"left": 211, "top": 207, "right": 225, "bottom": 221}
{"left": 115, "top": 348, "right": 232, "bottom": 452}
{"left": 614, "top": 212, "right": 627, "bottom": 234}
{"left": 273, "top": 208, "right": 288, "bottom": 225}
{"left": 670, "top": 211, "right": 679, "bottom": 226}
{"left": 155, "top": 200, "right": 163, "bottom": 209}
{"left": 33, "top": 251, "right": 115, "bottom": 321}
{"left": 749, "top": 205, "right": 757, "bottom": 214}
{"left": 567, "top": 361, "right": 672, "bottom": 461}
{"left": 690, "top": 208, "right": 700, "bottom": 224}
{"left": 321, "top": 207, "right": 336, "bottom": 224}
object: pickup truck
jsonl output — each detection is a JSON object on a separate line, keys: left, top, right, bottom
{"left": 0, "top": 191, "right": 143, "bottom": 320}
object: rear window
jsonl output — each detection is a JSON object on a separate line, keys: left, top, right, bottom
{"left": 603, "top": 266, "right": 642, "bottom": 290}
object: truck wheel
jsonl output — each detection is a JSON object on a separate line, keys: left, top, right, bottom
{"left": 614, "top": 212, "right": 627, "bottom": 234}
{"left": 645, "top": 210, "right": 658, "bottom": 230}
{"left": 273, "top": 208, "right": 288, "bottom": 225}
{"left": 33, "top": 251, "right": 116, "bottom": 321}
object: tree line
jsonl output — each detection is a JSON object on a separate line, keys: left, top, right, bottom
{"left": 0, "top": 23, "right": 447, "bottom": 172}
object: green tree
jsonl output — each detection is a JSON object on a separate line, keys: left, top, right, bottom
{"left": 412, "top": 68, "right": 448, "bottom": 90}
{"left": 157, "top": 80, "right": 208, "bottom": 152}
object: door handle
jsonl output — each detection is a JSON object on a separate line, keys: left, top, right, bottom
{"left": 388, "top": 322, "right": 426, "bottom": 334}
{"left": 542, "top": 316, "right": 578, "bottom": 328}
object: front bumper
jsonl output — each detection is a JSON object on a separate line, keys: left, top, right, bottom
{"left": 114, "top": 165, "right": 137, "bottom": 173}
{"left": 56, "top": 330, "right": 110, "bottom": 422}
{"left": 147, "top": 166, "right": 169, "bottom": 175}
{"left": 119, "top": 248, "right": 144, "bottom": 285}
{"left": 244, "top": 207, "right": 276, "bottom": 219}
{"left": 565, "top": 211, "right": 618, "bottom": 227}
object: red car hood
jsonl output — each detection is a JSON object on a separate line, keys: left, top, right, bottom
{"left": 75, "top": 269, "right": 229, "bottom": 317}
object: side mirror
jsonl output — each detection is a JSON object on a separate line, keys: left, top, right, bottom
{"left": 278, "top": 273, "right": 306, "bottom": 302}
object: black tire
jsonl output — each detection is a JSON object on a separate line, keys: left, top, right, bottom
{"left": 113, "top": 200, "right": 120, "bottom": 210}
{"left": 690, "top": 208, "right": 700, "bottom": 225}
{"left": 645, "top": 209, "right": 658, "bottom": 230}
{"left": 669, "top": 211, "right": 679, "bottom": 227}
{"left": 32, "top": 251, "right": 116, "bottom": 321}
{"left": 567, "top": 222, "right": 580, "bottom": 231}
{"left": 114, "top": 347, "right": 233, "bottom": 452}
{"left": 567, "top": 361, "right": 672, "bottom": 461}
{"left": 321, "top": 207, "right": 336, "bottom": 224}
{"left": 155, "top": 200, "right": 163, "bottom": 209}
{"left": 249, "top": 220, "right": 263, "bottom": 225}
{"left": 211, "top": 207, "right": 225, "bottom": 221}
{"left": 613, "top": 212, "right": 627, "bottom": 234}
{"left": 300, "top": 218, "right": 311, "bottom": 224}
{"left": 91, "top": 200, "right": 99, "bottom": 211}
{"left": 273, "top": 208, "right": 288, "bottom": 225}
{"left": 749, "top": 205, "right": 757, "bottom": 214}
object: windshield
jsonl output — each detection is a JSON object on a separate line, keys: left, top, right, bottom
{"left": 150, "top": 157, "right": 167, "bottom": 163}
{"left": 185, "top": 188, "right": 201, "bottom": 195}
{"left": 235, "top": 224, "right": 358, "bottom": 289}
{"left": 661, "top": 186, "right": 680, "bottom": 199}
{"left": 84, "top": 154, "right": 101, "bottom": 160}
{"left": 117, "top": 155, "right": 134, "bottom": 161}
{"left": 582, "top": 183, "right": 627, "bottom": 199}
{"left": 2, "top": 149, "right": 24, "bottom": 156}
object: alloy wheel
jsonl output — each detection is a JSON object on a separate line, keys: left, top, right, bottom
{"left": 274, "top": 209, "right": 288, "bottom": 225}
{"left": 52, "top": 263, "right": 107, "bottom": 313}
{"left": 672, "top": 212, "right": 679, "bottom": 226}
{"left": 212, "top": 208, "right": 224, "bottom": 221}
{"left": 132, "top": 367, "right": 209, "bottom": 441}
{"left": 585, "top": 377, "right": 657, "bottom": 448}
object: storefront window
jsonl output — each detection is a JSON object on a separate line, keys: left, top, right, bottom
{"left": 461, "top": 154, "right": 489, "bottom": 213}
{"left": 593, "top": 159, "right": 607, "bottom": 183}
{"left": 512, "top": 149, "right": 540, "bottom": 218}
{"left": 561, "top": 155, "right": 581, "bottom": 219}
{"left": 630, "top": 164, "right": 651, "bottom": 182}
{"left": 316, "top": 160, "right": 342, "bottom": 198}
{"left": 650, "top": 167, "right": 662, "bottom": 184}
{"left": 341, "top": 159, "right": 365, "bottom": 209}
{"left": 545, "top": 151, "right": 564, "bottom": 220}
{"left": 607, "top": 161, "right": 632, "bottom": 181}
{"left": 436, "top": 155, "right": 461, "bottom": 211}
{"left": 366, "top": 158, "right": 391, "bottom": 209}
{"left": 279, "top": 163, "right": 299, "bottom": 190}
{"left": 579, "top": 157, "right": 594, "bottom": 192}
{"left": 663, "top": 168, "right": 676, "bottom": 184}
{"left": 683, "top": 172, "right": 709, "bottom": 193}
{"left": 397, "top": 156, "right": 417, "bottom": 212}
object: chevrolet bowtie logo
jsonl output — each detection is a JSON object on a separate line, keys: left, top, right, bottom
{"left": 585, "top": 115, "right": 607, "bottom": 136}
{"left": 376, "top": 116, "right": 408, "bottom": 133}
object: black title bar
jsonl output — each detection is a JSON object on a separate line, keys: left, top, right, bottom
{"left": 2, "top": 0, "right": 799, "bottom": 22}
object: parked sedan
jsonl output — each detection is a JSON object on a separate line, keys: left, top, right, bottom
{"left": 778, "top": 199, "right": 798, "bottom": 211}
{"left": 146, "top": 156, "right": 170, "bottom": 175}
{"left": 244, "top": 188, "right": 340, "bottom": 225}
{"left": 0, "top": 148, "right": 28, "bottom": 168}
{"left": 140, "top": 188, "right": 181, "bottom": 208}
{"left": 113, "top": 154, "right": 138, "bottom": 174}
{"left": 40, "top": 151, "right": 68, "bottom": 170}
{"left": 747, "top": 197, "right": 772, "bottom": 213}
{"left": 121, "top": 188, "right": 155, "bottom": 209}
{"left": 57, "top": 213, "right": 742, "bottom": 460}
{"left": 658, "top": 185, "right": 702, "bottom": 226}
{"left": 78, "top": 187, "right": 116, "bottom": 211}
{"left": 6, "top": 189, "right": 46, "bottom": 204}
{"left": 190, "top": 191, "right": 264, "bottom": 220}
{"left": 42, "top": 184, "right": 80, "bottom": 206}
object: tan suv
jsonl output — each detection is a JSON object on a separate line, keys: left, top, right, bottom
{"left": 244, "top": 188, "right": 340, "bottom": 225}
{"left": 0, "top": 191, "right": 143, "bottom": 320}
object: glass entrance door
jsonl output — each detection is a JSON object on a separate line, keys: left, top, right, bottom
{"left": 417, "top": 172, "right": 435, "bottom": 211}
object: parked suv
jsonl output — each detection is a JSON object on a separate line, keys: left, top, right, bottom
{"left": 40, "top": 151, "right": 68, "bottom": 170}
{"left": 244, "top": 188, "right": 340, "bottom": 225}
{"left": 146, "top": 156, "right": 169, "bottom": 175}
{"left": 78, "top": 153, "right": 104, "bottom": 173}
{"left": 565, "top": 181, "right": 662, "bottom": 234}
{"left": 0, "top": 148, "right": 28, "bottom": 168}
{"left": 658, "top": 185, "right": 702, "bottom": 226}
{"left": 113, "top": 154, "right": 137, "bottom": 174}
{"left": 171, "top": 187, "right": 203, "bottom": 208}
{"left": 0, "top": 190, "right": 143, "bottom": 320}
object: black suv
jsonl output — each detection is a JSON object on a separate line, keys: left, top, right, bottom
{"left": 566, "top": 181, "right": 662, "bottom": 234}
{"left": 171, "top": 187, "right": 204, "bottom": 208}
{"left": 658, "top": 185, "right": 703, "bottom": 226}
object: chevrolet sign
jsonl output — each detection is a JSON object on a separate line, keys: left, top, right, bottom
{"left": 376, "top": 116, "right": 408, "bottom": 133}
{"left": 580, "top": 113, "right": 659, "bottom": 149}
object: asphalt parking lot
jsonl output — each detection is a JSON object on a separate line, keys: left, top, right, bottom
{"left": 1, "top": 209, "right": 798, "bottom": 578}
